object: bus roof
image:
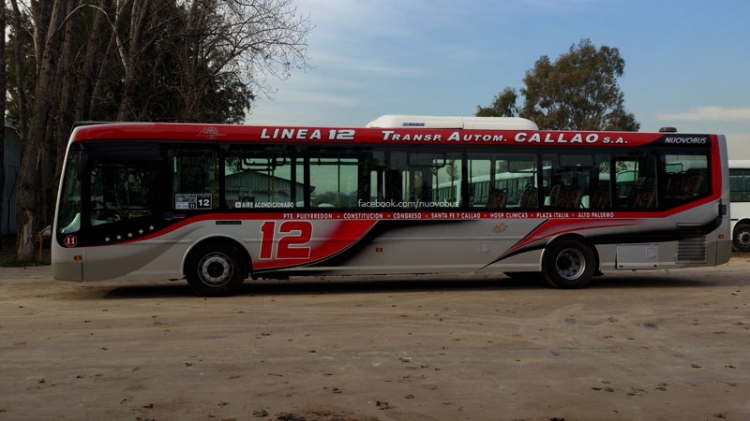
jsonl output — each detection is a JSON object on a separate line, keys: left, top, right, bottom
{"left": 729, "top": 160, "right": 750, "bottom": 168}
{"left": 66, "top": 120, "right": 724, "bottom": 152}
{"left": 366, "top": 114, "right": 539, "bottom": 130}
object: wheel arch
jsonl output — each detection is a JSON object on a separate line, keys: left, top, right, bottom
{"left": 732, "top": 218, "right": 750, "bottom": 235}
{"left": 182, "top": 235, "right": 253, "bottom": 279}
{"left": 732, "top": 219, "right": 750, "bottom": 252}
{"left": 543, "top": 233, "right": 601, "bottom": 274}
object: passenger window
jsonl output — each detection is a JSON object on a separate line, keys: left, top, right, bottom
{"left": 387, "top": 150, "right": 461, "bottom": 209}
{"left": 301, "top": 147, "right": 388, "bottom": 210}
{"left": 615, "top": 154, "right": 657, "bottom": 210}
{"left": 467, "top": 153, "right": 536, "bottom": 209}
{"left": 309, "top": 150, "right": 359, "bottom": 208}
{"left": 225, "top": 147, "right": 303, "bottom": 210}
{"left": 170, "top": 149, "right": 219, "bottom": 210}
{"left": 543, "top": 154, "right": 592, "bottom": 209}
{"left": 663, "top": 154, "right": 709, "bottom": 206}
{"left": 590, "top": 155, "right": 613, "bottom": 209}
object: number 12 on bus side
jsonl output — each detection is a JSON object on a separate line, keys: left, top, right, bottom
{"left": 259, "top": 221, "right": 313, "bottom": 260}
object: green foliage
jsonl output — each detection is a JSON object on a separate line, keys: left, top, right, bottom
{"left": 476, "top": 87, "right": 518, "bottom": 117}
{"left": 82, "top": 1, "right": 256, "bottom": 123}
{"left": 4, "top": 9, "right": 34, "bottom": 125}
{"left": 5, "top": 0, "right": 311, "bottom": 259}
{"left": 4, "top": 0, "right": 308, "bottom": 125}
{"left": 478, "top": 39, "right": 640, "bottom": 131}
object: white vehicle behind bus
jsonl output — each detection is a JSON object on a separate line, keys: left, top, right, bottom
{"left": 729, "top": 160, "right": 750, "bottom": 252}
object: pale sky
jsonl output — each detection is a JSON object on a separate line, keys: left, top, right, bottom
{"left": 246, "top": 0, "right": 750, "bottom": 156}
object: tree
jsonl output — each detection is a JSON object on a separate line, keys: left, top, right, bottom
{"left": 476, "top": 87, "right": 517, "bottom": 118}
{"left": 5, "top": 0, "right": 32, "bottom": 133}
{"left": 477, "top": 39, "right": 640, "bottom": 131}
{"left": 6, "top": 0, "right": 312, "bottom": 260}
{"left": 13, "top": 0, "right": 74, "bottom": 261}
{"left": 0, "top": 0, "right": 5, "bottom": 251}
{"left": 105, "top": 0, "right": 309, "bottom": 123}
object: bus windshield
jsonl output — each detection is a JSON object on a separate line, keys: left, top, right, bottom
{"left": 58, "top": 145, "right": 82, "bottom": 234}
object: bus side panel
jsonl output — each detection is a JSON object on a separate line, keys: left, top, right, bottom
{"left": 285, "top": 218, "right": 547, "bottom": 275}
{"left": 53, "top": 199, "right": 732, "bottom": 283}
{"left": 58, "top": 217, "right": 551, "bottom": 281}
{"left": 60, "top": 241, "right": 187, "bottom": 282}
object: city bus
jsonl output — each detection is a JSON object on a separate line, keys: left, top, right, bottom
{"left": 52, "top": 116, "right": 732, "bottom": 296}
{"left": 729, "top": 160, "right": 750, "bottom": 252}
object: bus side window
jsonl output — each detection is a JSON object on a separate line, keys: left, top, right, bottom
{"left": 684, "top": 169, "right": 706, "bottom": 197}
{"left": 626, "top": 177, "right": 656, "bottom": 209}
{"left": 385, "top": 169, "right": 402, "bottom": 204}
{"left": 519, "top": 185, "right": 538, "bottom": 208}
{"left": 730, "top": 168, "right": 750, "bottom": 202}
{"left": 588, "top": 155, "right": 612, "bottom": 209}
{"left": 170, "top": 148, "right": 219, "bottom": 210}
{"left": 486, "top": 189, "right": 507, "bottom": 209}
{"left": 467, "top": 152, "right": 536, "bottom": 209}
{"left": 543, "top": 154, "right": 592, "bottom": 209}
{"left": 386, "top": 150, "right": 460, "bottom": 209}
{"left": 590, "top": 185, "right": 611, "bottom": 208}
{"left": 615, "top": 154, "right": 657, "bottom": 210}
{"left": 225, "top": 147, "right": 304, "bottom": 209}
{"left": 662, "top": 154, "right": 709, "bottom": 207}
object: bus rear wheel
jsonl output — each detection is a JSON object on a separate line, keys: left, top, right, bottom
{"left": 542, "top": 238, "right": 595, "bottom": 289}
{"left": 733, "top": 223, "right": 750, "bottom": 253}
{"left": 186, "top": 242, "right": 247, "bottom": 296}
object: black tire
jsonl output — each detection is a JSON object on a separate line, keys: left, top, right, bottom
{"left": 733, "top": 223, "right": 750, "bottom": 253}
{"left": 542, "top": 238, "right": 595, "bottom": 289}
{"left": 185, "top": 242, "right": 247, "bottom": 296}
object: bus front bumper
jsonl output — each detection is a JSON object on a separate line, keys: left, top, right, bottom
{"left": 52, "top": 261, "right": 83, "bottom": 281}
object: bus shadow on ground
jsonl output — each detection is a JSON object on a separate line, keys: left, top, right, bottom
{"left": 101, "top": 273, "right": 716, "bottom": 300}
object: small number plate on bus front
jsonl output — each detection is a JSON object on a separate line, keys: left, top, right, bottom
{"left": 175, "top": 194, "right": 212, "bottom": 210}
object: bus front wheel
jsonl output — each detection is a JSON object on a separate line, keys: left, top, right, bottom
{"left": 542, "top": 238, "right": 595, "bottom": 289}
{"left": 186, "top": 242, "right": 247, "bottom": 296}
{"left": 733, "top": 223, "right": 750, "bottom": 253}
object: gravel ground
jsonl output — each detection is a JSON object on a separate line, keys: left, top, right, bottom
{"left": 0, "top": 253, "right": 748, "bottom": 421}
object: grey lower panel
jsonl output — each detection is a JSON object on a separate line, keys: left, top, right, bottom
{"left": 616, "top": 244, "right": 659, "bottom": 269}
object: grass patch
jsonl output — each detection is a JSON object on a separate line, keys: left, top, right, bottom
{"left": 0, "top": 259, "right": 50, "bottom": 267}
{"left": 1, "top": 235, "right": 51, "bottom": 266}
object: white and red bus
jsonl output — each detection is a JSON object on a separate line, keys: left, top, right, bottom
{"left": 52, "top": 116, "right": 732, "bottom": 296}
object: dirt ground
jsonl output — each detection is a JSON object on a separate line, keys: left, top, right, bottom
{"left": 0, "top": 253, "right": 749, "bottom": 421}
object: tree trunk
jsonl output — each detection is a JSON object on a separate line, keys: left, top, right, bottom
{"left": 115, "top": 0, "right": 153, "bottom": 121}
{"left": 75, "top": 0, "right": 112, "bottom": 121}
{"left": 9, "top": 0, "right": 27, "bottom": 139}
{"left": 0, "top": 0, "right": 6, "bottom": 250}
{"left": 55, "top": 2, "right": 80, "bottom": 198}
{"left": 15, "top": 0, "right": 72, "bottom": 261}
